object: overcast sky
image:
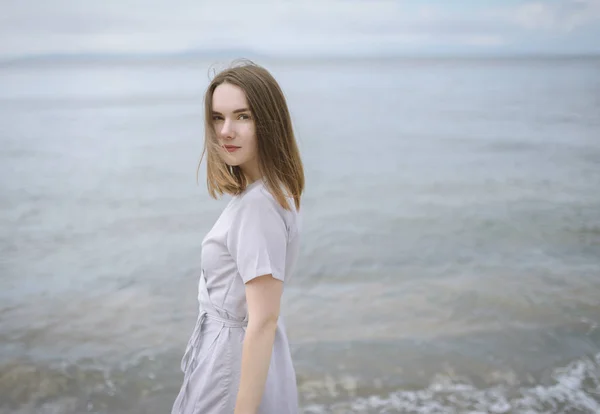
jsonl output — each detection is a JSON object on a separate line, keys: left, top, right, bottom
{"left": 0, "top": 0, "right": 599, "bottom": 58}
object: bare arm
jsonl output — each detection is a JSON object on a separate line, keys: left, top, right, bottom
{"left": 234, "top": 274, "right": 283, "bottom": 414}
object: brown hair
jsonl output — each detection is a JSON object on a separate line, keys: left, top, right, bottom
{"left": 197, "top": 60, "right": 304, "bottom": 211}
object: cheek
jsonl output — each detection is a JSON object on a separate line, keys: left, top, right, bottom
{"left": 245, "top": 123, "right": 256, "bottom": 137}
{"left": 243, "top": 125, "right": 257, "bottom": 146}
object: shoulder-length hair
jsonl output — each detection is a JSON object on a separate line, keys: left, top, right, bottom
{"left": 197, "top": 60, "right": 304, "bottom": 211}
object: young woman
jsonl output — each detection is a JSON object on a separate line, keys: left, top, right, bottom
{"left": 171, "top": 61, "right": 304, "bottom": 414}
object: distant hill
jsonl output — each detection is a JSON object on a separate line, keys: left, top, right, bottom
{"left": 1, "top": 49, "right": 598, "bottom": 66}
{"left": 0, "top": 48, "right": 272, "bottom": 65}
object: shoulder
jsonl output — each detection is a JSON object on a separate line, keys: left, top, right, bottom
{"left": 235, "top": 182, "right": 300, "bottom": 236}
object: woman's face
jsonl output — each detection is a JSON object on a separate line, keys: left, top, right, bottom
{"left": 211, "top": 83, "right": 259, "bottom": 176}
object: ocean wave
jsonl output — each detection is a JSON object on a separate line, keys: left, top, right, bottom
{"left": 1, "top": 302, "right": 599, "bottom": 413}
{"left": 300, "top": 353, "right": 600, "bottom": 414}
{"left": 0, "top": 353, "right": 598, "bottom": 413}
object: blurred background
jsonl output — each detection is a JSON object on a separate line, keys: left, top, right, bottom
{"left": 1, "top": 1, "right": 599, "bottom": 413}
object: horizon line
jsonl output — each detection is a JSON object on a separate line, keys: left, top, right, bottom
{"left": 1, "top": 49, "right": 599, "bottom": 64}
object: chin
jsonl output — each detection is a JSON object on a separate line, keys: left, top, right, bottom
{"left": 226, "top": 159, "right": 243, "bottom": 167}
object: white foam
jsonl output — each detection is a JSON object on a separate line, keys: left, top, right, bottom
{"left": 301, "top": 353, "right": 600, "bottom": 414}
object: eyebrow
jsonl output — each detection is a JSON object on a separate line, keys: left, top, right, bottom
{"left": 211, "top": 108, "right": 250, "bottom": 115}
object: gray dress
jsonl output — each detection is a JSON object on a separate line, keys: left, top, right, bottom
{"left": 172, "top": 179, "right": 301, "bottom": 414}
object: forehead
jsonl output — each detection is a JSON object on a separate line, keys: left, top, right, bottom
{"left": 211, "top": 83, "right": 249, "bottom": 112}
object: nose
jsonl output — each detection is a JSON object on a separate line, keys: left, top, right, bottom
{"left": 219, "top": 119, "right": 234, "bottom": 140}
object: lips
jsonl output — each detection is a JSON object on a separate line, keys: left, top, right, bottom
{"left": 223, "top": 145, "right": 240, "bottom": 153}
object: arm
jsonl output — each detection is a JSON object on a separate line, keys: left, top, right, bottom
{"left": 226, "top": 193, "right": 289, "bottom": 413}
{"left": 234, "top": 274, "right": 283, "bottom": 414}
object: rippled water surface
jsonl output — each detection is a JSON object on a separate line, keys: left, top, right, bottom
{"left": 1, "top": 56, "right": 599, "bottom": 413}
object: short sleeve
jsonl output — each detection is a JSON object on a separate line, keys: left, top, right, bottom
{"left": 227, "top": 194, "right": 288, "bottom": 283}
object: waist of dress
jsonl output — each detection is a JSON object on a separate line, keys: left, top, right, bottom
{"left": 180, "top": 308, "right": 247, "bottom": 373}
{"left": 201, "top": 309, "right": 248, "bottom": 328}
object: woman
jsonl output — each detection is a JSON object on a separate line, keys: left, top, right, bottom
{"left": 172, "top": 60, "right": 304, "bottom": 414}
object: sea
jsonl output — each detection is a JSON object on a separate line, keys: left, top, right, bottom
{"left": 1, "top": 55, "right": 599, "bottom": 413}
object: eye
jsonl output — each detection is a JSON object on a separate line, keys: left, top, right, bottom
{"left": 212, "top": 115, "right": 223, "bottom": 121}
{"left": 238, "top": 113, "right": 251, "bottom": 120}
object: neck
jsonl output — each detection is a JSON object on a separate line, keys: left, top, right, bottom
{"left": 240, "top": 160, "right": 261, "bottom": 183}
